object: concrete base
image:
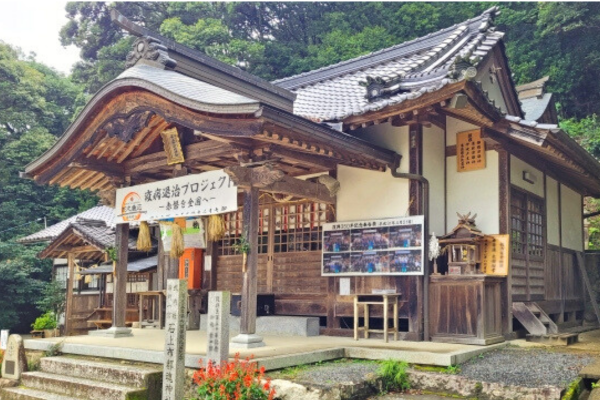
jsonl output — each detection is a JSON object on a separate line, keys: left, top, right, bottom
{"left": 88, "top": 327, "right": 133, "bottom": 338}
{"left": 200, "top": 315, "right": 320, "bottom": 337}
{"left": 230, "top": 334, "right": 266, "bottom": 349}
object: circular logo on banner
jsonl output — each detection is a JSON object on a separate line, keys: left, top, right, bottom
{"left": 121, "top": 192, "right": 143, "bottom": 222}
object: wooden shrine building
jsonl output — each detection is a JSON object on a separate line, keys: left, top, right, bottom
{"left": 23, "top": 7, "right": 600, "bottom": 344}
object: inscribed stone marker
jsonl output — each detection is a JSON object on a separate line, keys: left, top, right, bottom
{"left": 1, "top": 335, "right": 27, "bottom": 380}
{"left": 206, "top": 291, "right": 230, "bottom": 366}
{"left": 162, "top": 279, "right": 187, "bottom": 400}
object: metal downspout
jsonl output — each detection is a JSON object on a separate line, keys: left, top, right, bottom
{"left": 390, "top": 156, "right": 430, "bottom": 342}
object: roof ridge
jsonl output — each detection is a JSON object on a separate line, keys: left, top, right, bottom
{"left": 274, "top": 6, "right": 498, "bottom": 89}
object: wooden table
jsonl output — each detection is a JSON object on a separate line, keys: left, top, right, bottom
{"left": 138, "top": 291, "right": 165, "bottom": 329}
{"left": 352, "top": 293, "right": 402, "bottom": 343}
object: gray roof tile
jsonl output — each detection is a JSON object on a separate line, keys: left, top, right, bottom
{"left": 275, "top": 7, "right": 503, "bottom": 121}
{"left": 18, "top": 206, "right": 115, "bottom": 244}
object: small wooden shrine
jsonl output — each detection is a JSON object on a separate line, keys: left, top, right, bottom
{"left": 439, "top": 213, "right": 485, "bottom": 275}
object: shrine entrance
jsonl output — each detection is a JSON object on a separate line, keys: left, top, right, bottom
{"left": 215, "top": 197, "right": 334, "bottom": 318}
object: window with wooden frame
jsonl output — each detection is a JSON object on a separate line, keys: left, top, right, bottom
{"left": 218, "top": 200, "right": 332, "bottom": 255}
{"left": 510, "top": 188, "right": 544, "bottom": 260}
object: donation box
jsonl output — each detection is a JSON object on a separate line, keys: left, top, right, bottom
{"left": 179, "top": 248, "right": 203, "bottom": 290}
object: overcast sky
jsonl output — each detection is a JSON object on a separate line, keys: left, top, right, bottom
{"left": 0, "top": 1, "right": 80, "bottom": 74}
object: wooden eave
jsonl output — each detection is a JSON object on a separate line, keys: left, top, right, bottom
{"left": 487, "top": 121, "right": 600, "bottom": 196}
{"left": 25, "top": 85, "right": 396, "bottom": 192}
{"left": 39, "top": 226, "right": 106, "bottom": 261}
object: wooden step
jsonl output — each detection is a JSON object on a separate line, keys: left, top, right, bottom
{"left": 512, "top": 302, "right": 547, "bottom": 335}
{"left": 526, "top": 333, "right": 579, "bottom": 346}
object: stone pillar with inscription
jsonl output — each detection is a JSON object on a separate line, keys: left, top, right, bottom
{"left": 162, "top": 279, "right": 187, "bottom": 400}
{"left": 206, "top": 291, "right": 230, "bottom": 366}
{"left": 1, "top": 335, "right": 27, "bottom": 381}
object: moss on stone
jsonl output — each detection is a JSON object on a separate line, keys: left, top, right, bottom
{"left": 561, "top": 377, "right": 582, "bottom": 400}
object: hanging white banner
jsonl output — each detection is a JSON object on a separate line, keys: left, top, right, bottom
{"left": 115, "top": 170, "right": 237, "bottom": 224}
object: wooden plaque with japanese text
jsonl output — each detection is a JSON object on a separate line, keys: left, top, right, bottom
{"left": 480, "top": 234, "right": 509, "bottom": 276}
{"left": 457, "top": 129, "right": 486, "bottom": 172}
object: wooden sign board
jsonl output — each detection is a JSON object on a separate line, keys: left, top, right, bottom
{"left": 457, "top": 129, "right": 486, "bottom": 172}
{"left": 161, "top": 127, "right": 185, "bottom": 165}
{"left": 480, "top": 234, "right": 509, "bottom": 276}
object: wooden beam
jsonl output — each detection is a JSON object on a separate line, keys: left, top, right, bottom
{"left": 262, "top": 144, "right": 337, "bottom": 171}
{"left": 124, "top": 140, "right": 232, "bottom": 175}
{"left": 69, "top": 159, "right": 125, "bottom": 178}
{"left": 224, "top": 165, "right": 336, "bottom": 203}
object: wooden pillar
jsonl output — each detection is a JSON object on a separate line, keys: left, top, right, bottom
{"left": 157, "top": 226, "right": 166, "bottom": 291}
{"left": 409, "top": 123, "right": 424, "bottom": 340}
{"left": 113, "top": 223, "right": 129, "bottom": 328}
{"left": 65, "top": 252, "right": 75, "bottom": 336}
{"left": 240, "top": 187, "right": 259, "bottom": 335}
{"left": 498, "top": 149, "right": 513, "bottom": 334}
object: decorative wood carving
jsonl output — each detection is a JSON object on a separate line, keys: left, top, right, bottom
{"left": 99, "top": 109, "right": 155, "bottom": 143}
{"left": 98, "top": 189, "right": 116, "bottom": 207}
{"left": 126, "top": 36, "right": 177, "bottom": 69}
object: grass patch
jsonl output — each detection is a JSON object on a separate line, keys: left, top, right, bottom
{"left": 378, "top": 359, "right": 411, "bottom": 393}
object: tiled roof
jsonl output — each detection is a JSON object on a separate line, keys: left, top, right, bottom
{"left": 80, "top": 255, "right": 158, "bottom": 275}
{"left": 18, "top": 206, "right": 115, "bottom": 244}
{"left": 117, "top": 64, "right": 261, "bottom": 114}
{"left": 520, "top": 94, "right": 553, "bottom": 122}
{"left": 274, "top": 7, "right": 503, "bottom": 121}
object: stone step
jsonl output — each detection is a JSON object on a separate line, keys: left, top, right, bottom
{"left": 21, "top": 371, "right": 148, "bottom": 400}
{"left": 2, "top": 387, "right": 80, "bottom": 400}
{"left": 40, "top": 356, "right": 161, "bottom": 388}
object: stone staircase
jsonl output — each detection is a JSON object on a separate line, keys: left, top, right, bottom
{"left": 1, "top": 356, "right": 162, "bottom": 400}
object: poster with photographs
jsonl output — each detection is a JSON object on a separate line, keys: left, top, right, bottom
{"left": 321, "top": 216, "right": 424, "bottom": 276}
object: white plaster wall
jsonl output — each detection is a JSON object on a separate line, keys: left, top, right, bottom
{"left": 423, "top": 125, "right": 446, "bottom": 235}
{"left": 561, "top": 184, "right": 583, "bottom": 251}
{"left": 475, "top": 55, "right": 508, "bottom": 114}
{"left": 510, "top": 155, "right": 544, "bottom": 198}
{"left": 446, "top": 151, "right": 499, "bottom": 234}
{"left": 546, "top": 177, "right": 560, "bottom": 246}
{"left": 446, "top": 117, "right": 478, "bottom": 146}
{"left": 337, "top": 123, "right": 410, "bottom": 222}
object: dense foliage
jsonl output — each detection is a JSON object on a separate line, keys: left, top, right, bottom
{"left": 0, "top": 42, "right": 96, "bottom": 331}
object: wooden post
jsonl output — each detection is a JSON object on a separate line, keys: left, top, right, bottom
{"left": 231, "top": 187, "right": 265, "bottom": 348}
{"left": 65, "top": 252, "right": 75, "bottom": 336}
{"left": 113, "top": 223, "right": 129, "bottom": 328}
{"left": 498, "top": 149, "right": 513, "bottom": 334}
{"left": 240, "top": 187, "right": 259, "bottom": 335}
{"left": 157, "top": 227, "right": 166, "bottom": 291}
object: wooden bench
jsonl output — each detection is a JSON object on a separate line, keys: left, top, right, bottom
{"left": 86, "top": 307, "right": 139, "bottom": 329}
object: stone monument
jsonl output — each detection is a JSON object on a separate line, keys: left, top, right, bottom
{"left": 1, "top": 335, "right": 27, "bottom": 380}
{"left": 162, "top": 279, "right": 187, "bottom": 400}
{"left": 206, "top": 291, "right": 230, "bottom": 366}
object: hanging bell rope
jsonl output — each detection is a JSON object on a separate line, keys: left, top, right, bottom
{"left": 207, "top": 214, "right": 226, "bottom": 242}
{"left": 136, "top": 221, "right": 153, "bottom": 252}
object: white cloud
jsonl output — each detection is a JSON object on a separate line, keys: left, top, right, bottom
{"left": 0, "top": 1, "right": 81, "bottom": 74}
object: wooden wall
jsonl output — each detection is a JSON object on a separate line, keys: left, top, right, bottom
{"left": 215, "top": 252, "right": 422, "bottom": 338}
{"left": 70, "top": 293, "right": 99, "bottom": 335}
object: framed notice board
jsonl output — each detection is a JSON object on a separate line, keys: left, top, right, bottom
{"left": 457, "top": 129, "right": 486, "bottom": 172}
{"left": 321, "top": 216, "right": 424, "bottom": 276}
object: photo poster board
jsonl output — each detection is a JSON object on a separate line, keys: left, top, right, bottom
{"left": 322, "top": 216, "right": 424, "bottom": 276}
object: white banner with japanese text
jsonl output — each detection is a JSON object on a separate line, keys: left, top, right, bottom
{"left": 115, "top": 170, "right": 237, "bottom": 224}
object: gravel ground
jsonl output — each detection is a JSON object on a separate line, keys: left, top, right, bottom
{"left": 271, "top": 360, "right": 380, "bottom": 386}
{"left": 458, "top": 347, "right": 595, "bottom": 388}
